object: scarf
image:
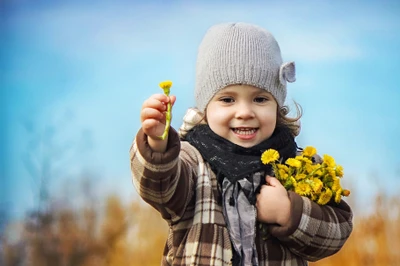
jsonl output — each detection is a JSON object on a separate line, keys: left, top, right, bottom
{"left": 185, "top": 124, "right": 297, "bottom": 266}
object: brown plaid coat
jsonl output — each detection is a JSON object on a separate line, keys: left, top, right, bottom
{"left": 130, "top": 128, "right": 353, "bottom": 266}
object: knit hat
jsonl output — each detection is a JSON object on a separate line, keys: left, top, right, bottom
{"left": 195, "top": 22, "right": 296, "bottom": 112}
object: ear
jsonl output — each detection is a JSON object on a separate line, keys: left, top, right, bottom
{"left": 279, "top": 61, "right": 296, "bottom": 85}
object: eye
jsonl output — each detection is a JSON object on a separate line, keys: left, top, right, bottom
{"left": 254, "top": 96, "right": 269, "bottom": 103}
{"left": 219, "top": 97, "right": 235, "bottom": 103}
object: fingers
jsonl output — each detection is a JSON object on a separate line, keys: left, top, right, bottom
{"left": 142, "top": 118, "right": 163, "bottom": 131}
{"left": 141, "top": 94, "right": 176, "bottom": 123}
{"left": 140, "top": 93, "right": 177, "bottom": 138}
{"left": 142, "top": 94, "right": 167, "bottom": 111}
{"left": 169, "top": 95, "right": 177, "bottom": 106}
{"left": 265, "top": 175, "right": 280, "bottom": 187}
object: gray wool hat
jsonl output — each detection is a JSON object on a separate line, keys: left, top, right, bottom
{"left": 195, "top": 22, "right": 296, "bottom": 112}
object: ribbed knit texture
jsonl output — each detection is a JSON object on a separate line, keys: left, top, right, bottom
{"left": 195, "top": 22, "right": 292, "bottom": 112}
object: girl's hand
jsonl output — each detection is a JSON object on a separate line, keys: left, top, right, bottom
{"left": 140, "top": 94, "right": 176, "bottom": 151}
{"left": 256, "top": 175, "right": 291, "bottom": 226}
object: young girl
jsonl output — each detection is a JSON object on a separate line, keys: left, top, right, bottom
{"left": 131, "top": 22, "right": 353, "bottom": 266}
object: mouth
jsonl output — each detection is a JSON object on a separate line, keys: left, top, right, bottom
{"left": 231, "top": 127, "right": 258, "bottom": 136}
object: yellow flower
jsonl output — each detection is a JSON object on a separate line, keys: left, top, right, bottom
{"left": 342, "top": 189, "right": 351, "bottom": 197}
{"left": 277, "top": 164, "right": 289, "bottom": 171}
{"left": 295, "top": 155, "right": 313, "bottom": 165}
{"left": 328, "top": 168, "right": 336, "bottom": 178}
{"left": 261, "top": 149, "right": 280, "bottom": 164}
{"left": 336, "top": 165, "right": 344, "bottom": 177}
{"left": 317, "top": 188, "right": 333, "bottom": 205}
{"left": 159, "top": 80, "right": 173, "bottom": 95}
{"left": 310, "top": 178, "right": 323, "bottom": 193}
{"left": 303, "top": 146, "right": 317, "bottom": 157}
{"left": 335, "top": 188, "right": 342, "bottom": 204}
{"left": 304, "top": 163, "right": 315, "bottom": 174}
{"left": 314, "top": 167, "right": 323, "bottom": 177}
{"left": 284, "top": 176, "right": 297, "bottom": 190}
{"left": 159, "top": 80, "right": 172, "bottom": 89}
{"left": 278, "top": 169, "right": 288, "bottom": 181}
{"left": 295, "top": 182, "right": 312, "bottom": 196}
{"left": 331, "top": 177, "right": 341, "bottom": 193}
{"left": 285, "top": 158, "right": 302, "bottom": 168}
{"left": 258, "top": 144, "right": 349, "bottom": 213}
{"left": 157, "top": 80, "right": 173, "bottom": 140}
{"left": 295, "top": 173, "right": 307, "bottom": 181}
{"left": 290, "top": 176, "right": 297, "bottom": 187}
{"left": 323, "top": 154, "right": 336, "bottom": 168}
{"left": 311, "top": 193, "right": 318, "bottom": 201}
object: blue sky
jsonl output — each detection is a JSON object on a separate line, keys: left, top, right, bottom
{"left": 2, "top": 0, "right": 400, "bottom": 221}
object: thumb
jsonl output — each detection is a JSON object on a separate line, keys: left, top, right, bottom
{"left": 169, "top": 95, "right": 177, "bottom": 106}
{"left": 266, "top": 175, "right": 280, "bottom": 187}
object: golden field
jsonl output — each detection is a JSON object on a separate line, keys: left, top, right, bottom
{"left": 1, "top": 192, "right": 399, "bottom": 266}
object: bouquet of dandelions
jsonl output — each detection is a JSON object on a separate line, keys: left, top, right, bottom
{"left": 259, "top": 146, "right": 350, "bottom": 238}
{"left": 261, "top": 146, "right": 350, "bottom": 205}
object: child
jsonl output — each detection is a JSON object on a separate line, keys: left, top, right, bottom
{"left": 131, "top": 22, "right": 353, "bottom": 266}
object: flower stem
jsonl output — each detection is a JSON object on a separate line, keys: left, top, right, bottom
{"left": 158, "top": 100, "right": 171, "bottom": 140}
{"left": 157, "top": 80, "right": 173, "bottom": 140}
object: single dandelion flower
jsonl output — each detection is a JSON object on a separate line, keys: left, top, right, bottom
{"left": 304, "top": 163, "right": 315, "bottom": 175}
{"left": 295, "top": 182, "right": 312, "bottom": 196}
{"left": 261, "top": 149, "right": 280, "bottom": 164}
{"left": 317, "top": 188, "right": 333, "bottom": 205}
{"left": 277, "top": 164, "right": 289, "bottom": 171}
{"left": 336, "top": 165, "right": 344, "bottom": 177}
{"left": 159, "top": 80, "right": 173, "bottom": 95}
{"left": 331, "top": 177, "right": 341, "bottom": 192}
{"left": 157, "top": 80, "right": 173, "bottom": 140}
{"left": 323, "top": 154, "right": 336, "bottom": 168}
{"left": 285, "top": 158, "right": 302, "bottom": 168}
{"left": 311, "top": 193, "right": 318, "bottom": 201}
{"left": 342, "top": 189, "right": 351, "bottom": 197}
{"left": 310, "top": 178, "right": 323, "bottom": 193}
{"left": 278, "top": 169, "right": 289, "bottom": 181}
{"left": 290, "top": 176, "right": 297, "bottom": 186}
{"left": 303, "top": 146, "right": 317, "bottom": 157}
{"left": 295, "top": 173, "right": 307, "bottom": 181}
{"left": 327, "top": 168, "right": 336, "bottom": 178}
{"left": 313, "top": 167, "right": 323, "bottom": 177}
{"left": 335, "top": 188, "right": 343, "bottom": 204}
{"left": 284, "top": 176, "right": 297, "bottom": 190}
{"left": 296, "top": 155, "right": 313, "bottom": 165}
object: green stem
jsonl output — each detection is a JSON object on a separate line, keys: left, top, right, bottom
{"left": 306, "top": 165, "right": 323, "bottom": 179}
{"left": 156, "top": 81, "right": 172, "bottom": 140}
{"left": 158, "top": 100, "right": 171, "bottom": 140}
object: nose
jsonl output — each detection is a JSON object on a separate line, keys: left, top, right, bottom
{"left": 235, "top": 102, "right": 255, "bottom": 120}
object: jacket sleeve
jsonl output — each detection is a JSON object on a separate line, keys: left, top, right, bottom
{"left": 129, "top": 127, "right": 198, "bottom": 224}
{"left": 269, "top": 191, "right": 353, "bottom": 261}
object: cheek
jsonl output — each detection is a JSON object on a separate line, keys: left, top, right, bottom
{"left": 260, "top": 110, "right": 277, "bottom": 129}
{"left": 206, "top": 105, "right": 225, "bottom": 122}
{"left": 207, "top": 111, "right": 228, "bottom": 128}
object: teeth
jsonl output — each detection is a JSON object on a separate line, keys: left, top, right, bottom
{"left": 233, "top": 128, "right": 256, "bottom": 135}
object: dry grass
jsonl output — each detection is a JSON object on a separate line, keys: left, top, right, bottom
{"left": 2, "top": 193, "right": 399, "bottom": 265}
{"left": 311, "top": 194, "right": 400, "bottom": 266}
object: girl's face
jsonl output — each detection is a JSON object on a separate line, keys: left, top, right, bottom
{"left": 206, "top": 84, "right": 277, "bottom": 148}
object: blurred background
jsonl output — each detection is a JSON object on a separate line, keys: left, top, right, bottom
{"left": 1, "top": 0, "right": 399, "bottom": 265}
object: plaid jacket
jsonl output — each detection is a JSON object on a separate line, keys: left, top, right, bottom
{"left": 130, "top": 128, "right": 353, "bottom": 266}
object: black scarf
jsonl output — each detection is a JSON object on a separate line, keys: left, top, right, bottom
{"left": 185, "top": 124, "right": 297, "bottom": 185}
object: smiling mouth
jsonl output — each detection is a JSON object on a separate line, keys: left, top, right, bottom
{"left": 232, "top": 128, "right": 258, "bottom": 135}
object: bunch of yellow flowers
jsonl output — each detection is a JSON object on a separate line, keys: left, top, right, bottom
{"left": 261, "top": 146, "right": 350, "bottom": 205}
